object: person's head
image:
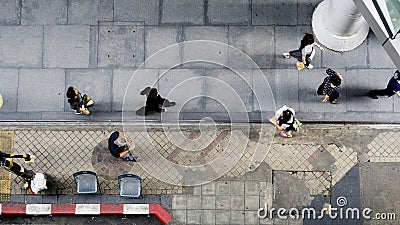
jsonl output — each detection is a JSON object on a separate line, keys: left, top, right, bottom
{"left": 66, "top": 86, "right": 78, "bottom": 99}
{"left": 300, "top": 33, "right": 315, "bottom": 49}
{"left": 330, "top": 74, "right": 342, "bottom": 87}
{"left": 394, "top": 70, "right": 400, "bottom": 81}
{"left": 149, "top": 88, "right": 158, "bottom": 98}
{"left": 281, "top": 109, "right": 293, "bottom": 122}
{"left": 114, "top": 136, "right": 128, "bottom": 147}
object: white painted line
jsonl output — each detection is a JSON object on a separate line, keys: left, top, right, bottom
{"left": 123, "top": 204, "right": 149, "bottom": 214}
{"left": 75, "top": 204, "right": 100, "bottom": 215}
{"left": 26, "top": 204, "right": 51, "bottom": 215}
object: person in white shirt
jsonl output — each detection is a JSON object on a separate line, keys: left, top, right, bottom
{"left": 283, "top": 33, "right": 324, "bottom": 69}
{"left": 269, "top": 105, "right": 296, "bottom": 138}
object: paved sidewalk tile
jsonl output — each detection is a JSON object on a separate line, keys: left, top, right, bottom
{"left": 186, "top": 195, "right": 201, "bottom": 209}
{"left": 172, "top": 195, "right": 186, "bottom": 209}
{"left": 0, "top": 0, "right": 20, "bottom": 25}
{"left": 0, "top": 26, "right": 43, "bottom": 68}
{"left": 230, "top": 195, "right": 245, "bottom": 210}
{"left": 172, "top": 209, "right": 186, "bottom": 224}
{"left": 207, "top": 0, "right": 251, "bottom": 25}
{"left": 202, "top": 182, "right": 216, "bottom": 195}
{"left": 68, "top": 0, "right": 113, "bottom": 25}
{"left": 215, "top": 210, "right": 230, "bottom": 224}
{"left": 215, "top": 181, "right": 230, "bottom": 195}
{"left": 114, "top": 0, "right": 159, "bottom": 25}
{"left": 230, "top": 210, "right": 245, "bottom": 225}
{"left": 201, "top": 195, "right": 216, "bottom": 210}
{"left": 44, "top": 26, "right": 90, "bottom": 68}
{"left": 201, "top": 210, "right": 215, "bottom": 225}
{"left": 215, "top": 195, "right": 230, "bottom": 210}
{"left": 187, "top": 209, "right": 202, "bottom": 224}
{"left": 162, "top": 0, "right": 204, "bottom": 25}
{"left": 18, "top": 69, "right": 65, "bottom": 112}
{"left": 21, "top": 0, "right": 67, "bottom": 25}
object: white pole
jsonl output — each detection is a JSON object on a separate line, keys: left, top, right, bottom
{"left": 312, "top": 0, "right": 370, "bottom": 52}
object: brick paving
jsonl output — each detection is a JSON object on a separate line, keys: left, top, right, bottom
{"left": 0, "top": 123, "right": 399, "bottom": 224}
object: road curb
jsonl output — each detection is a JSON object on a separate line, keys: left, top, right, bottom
{"left": 0, "top": 203, "right": 172, "bottom": 225}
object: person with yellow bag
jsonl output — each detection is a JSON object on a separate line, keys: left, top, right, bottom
{"left": 283, "top": 33, "right": 324, "bottom": 70}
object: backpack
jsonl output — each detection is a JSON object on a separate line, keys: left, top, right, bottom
{"left": 293, "top": 118, "right": 302, "bottom": 132}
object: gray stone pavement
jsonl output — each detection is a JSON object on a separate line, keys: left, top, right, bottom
{"left": 0, "top": 0, "right": 398, "bottom": 123}
{"left": 0, "top": 122, "right": 399, "bottom": 224}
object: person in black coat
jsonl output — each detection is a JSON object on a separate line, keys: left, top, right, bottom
{"left": 140, "top": 87, "right": 175, "bottom": 115}
{"left": 108, "top": 131, "right": 138, "bottom": 161}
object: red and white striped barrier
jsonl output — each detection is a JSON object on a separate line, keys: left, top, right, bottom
{"left": 0, "top": 203, "right": 172, "bottom": 225}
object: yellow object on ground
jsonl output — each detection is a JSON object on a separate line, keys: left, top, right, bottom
{"left": 0, "top": 131, "right": 13, "bottom": 201}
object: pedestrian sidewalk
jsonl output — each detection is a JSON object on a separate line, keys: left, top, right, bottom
{"left": 0, "top": 0, "right": 398, "bottom": 124}
{"left": 0, "top": 122, "right": 399, "bottom": 224}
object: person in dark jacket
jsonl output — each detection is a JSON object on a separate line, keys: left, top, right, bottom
{"left": 108, "top": 131, "right": 138, "bottom": 161}
{"left": 369, "top": 70, "right": 400, "bottom": 99}
{"left": 140, "top": 87, "right": 175, "bottom": 115}
{"left": 317, "top": 68, "right": 343, "bottom": 104}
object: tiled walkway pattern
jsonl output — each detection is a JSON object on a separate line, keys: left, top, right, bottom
{"left": 3, "top": 124, "right": 399, "bottom": 225}
{"left": 172, "top": 179, "right": 273, "bottom": 225}
{"left": 367, "top": 132, "right": 400, "bottom": 162}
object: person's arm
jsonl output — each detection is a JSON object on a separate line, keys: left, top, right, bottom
{"left": 395, "top": 91, "right": 400, "bottom": 99}
{"left": 275, "top": 123, "right": 284, "bottom": 131}
{"left": 322, "top": 95, "right": 330, "bottom": 102}
{"left": 301, "top": 54, "right": 306, "bottom": 64}
{"left": 127, "top": 139, "right": 135, "bottom": 150}
{"left": 326, "top": 68, "right": 336, "bottom": 77}
{"left": 337, "top": 73, "right": 343, "bottom": 81}
{"left": 313, "top": 42, "right": 324, "bottom": 51}
{"left": 119, "top": 149, "right": 130, "bottom": 158}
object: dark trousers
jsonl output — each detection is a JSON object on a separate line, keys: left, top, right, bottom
{"left": 369, "top": 88, "right": 395, "bottom": 97}
{"left": 289, "top": 50, "right": 311, "bottom": 67}
{"left": 317, "top": 83, "right": 339, "bottom": 102}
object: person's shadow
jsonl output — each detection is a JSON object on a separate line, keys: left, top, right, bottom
{"left": 135, "top": 106, "right": 146, "bottom": 116}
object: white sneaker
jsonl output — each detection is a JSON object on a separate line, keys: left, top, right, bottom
{"left": 283, "top": 53, "right": 290, "bottom": 58}
{"left": 306, "top": 64, "right": 314, "bottom": 69}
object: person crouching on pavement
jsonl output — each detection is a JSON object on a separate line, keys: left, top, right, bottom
{"left": 108, "top": 131, "right": 139, "bottom": 162}
{"left": 317, "top": 68, "right": 343, "bottom": 104}
{"left": 66, "top": 86, "right": 94, "bottom": 115}
{"left": 143, "top": 87, "right": 175, "bottom": 115}
{"left": 269, "top": 105, "right": 296, "bottom": 138}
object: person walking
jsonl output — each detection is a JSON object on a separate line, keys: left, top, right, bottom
{"left": 66, "top": 86, "right": 94, "bottom": 115}
{"left": 140, "top": 87, "right": 175, "bottom": 115}
{"left": 269, "top": 105, "right": 297, "bottom": 138}
{"left": 108, "top": 131, "right": 139, "bottom": 162}
{"left": 283, "top": 33, "right": 324, "bottom": 69}
{"left": 317, "top": 68, "right": 343, "bottom": 104}
{"left": 369, "top": 70, "right": 400, "bottom": 99}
